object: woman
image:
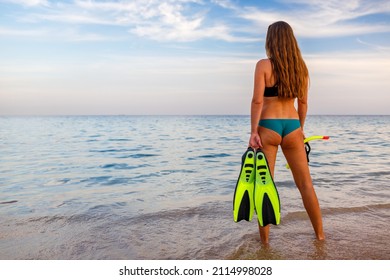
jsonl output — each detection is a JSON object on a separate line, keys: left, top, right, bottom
{"left": 249, "top": 21, "right": 325, "bottom": 244}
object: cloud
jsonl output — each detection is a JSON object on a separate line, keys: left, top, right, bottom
{"left": 0, "top": 26, "right": 47, "bottom": 36}
{"left": 75, "top": 0, "right": 256, "bottom": 42}
{"left": 5, "top": 0, "right": 390, "bottom": 43}
{"left": 239, "top": 0, "right": 390, "bottom": 37}
{"left": 128, "top": 2, "right": 220, "bottom": 42}
{"left": 356, "top": 38, "right": 390, "bottom": 52}
{"left": 0, "top": 25, "right": 123, "bottom": 42}
{"left": 4, "top": 0, "right": 257, "bottom": 42}
{"left": 4, "top": 0, "right": 49, "bottom": 6}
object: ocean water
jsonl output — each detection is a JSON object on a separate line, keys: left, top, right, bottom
{"left": 0, "top": 115, "right": 389, "bottom": 260}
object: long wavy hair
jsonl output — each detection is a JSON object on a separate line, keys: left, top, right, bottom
{"left": 265, "top": 21, "right": 308, "bottom": 99}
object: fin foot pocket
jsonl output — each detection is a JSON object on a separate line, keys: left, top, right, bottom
{"left": 237, "top": 190, "right": 251, "bottom": 221}
{"left": 261, "top": 194, "right": 277, "bottom": 226}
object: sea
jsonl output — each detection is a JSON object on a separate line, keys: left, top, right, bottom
{"left": 0, "top": 115, "right": 389, "bottom": 260}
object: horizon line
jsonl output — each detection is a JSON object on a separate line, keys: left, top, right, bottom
{"left": 1, "top": 114, "right": 389, "bottom": 117}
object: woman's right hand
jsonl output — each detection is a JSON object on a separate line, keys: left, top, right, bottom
{"left": 249, "top": 132, "right": 263, "bottom": 149}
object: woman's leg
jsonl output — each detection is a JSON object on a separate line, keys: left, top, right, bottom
{"left": 281, "top": 129, "right": 325, "bottom": 240}
{"left": 257, "top": 126, "right": 281, "bottom": 244}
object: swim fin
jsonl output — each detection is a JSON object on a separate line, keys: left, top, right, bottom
{"left": 233, "top": 147, "right": 255, "bottom": 222}
{"left": 254, "top": 149, "right": 281, "bottom": 226}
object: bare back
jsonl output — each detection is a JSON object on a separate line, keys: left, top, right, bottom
{"left": 259, "top": 59, "right": 300, "bottom": 120}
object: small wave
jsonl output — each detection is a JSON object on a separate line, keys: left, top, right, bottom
{"left": 324, "top": 203, "right": 390, "bottom": 214}
{"left": 123, "top": 153, "right": 159, "bottom": 159}
{"left": 0, "top": 200, "right": 18, "bottom": 205}
{"left": 103, "top": 178, "right": 131, "bottom": 186}
{"left": 108, "top": 138, "right": 131, "bottom": 142}
{"left": 189, "top": 153, "right": 231, "bottom": 160}
{"left": 365, "top": 171, "right": 390, "bottom": 177}
{"left": 310, "top": 161, "right": 343, "bottom": 167}
{"left": 199, "top": 153, "right": 231, "bottom": 158}
{"left": 344, "top": 149, "right": 366, "bottom": 153}
{"left": 136, "top": 202, "right": 228, "bottom": 222}
{"left": 80, "top": 176, "right": 134, "bottom": 187}
{"left": 130, "top": 173, "right": 162, "bottom": 183}
{"left": 89, "top": 148, "right": 139, "bottom": 153}
{"left": 88, "top": 202, "right": 127, "bottom": 212}
{"left": 276, "top": 181, "right": 296, "bottom": 188}
{"left": 283, "top": 203, "right": 390, "bottom": 223}
{"left": 27, "top": 215, "right": 67, "bottom": 224}
{"left": 100, "top": 163, "right": 147, "bottom": 170}
{"left": 27, "top": 204, "right": 126, "bottom": 226}
{"left": 160, "top": 169, "right": 196, "bottom": 175}
{"left": 81, "top": 176, "right": 111, "bottom": 184}
{"left": 43, "top": 178, "right": 71, "bottom": 186}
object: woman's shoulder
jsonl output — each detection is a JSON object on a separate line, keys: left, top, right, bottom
{"left": 255, "top": 58, "right": 272, "bottom": 74}
{"left": 256, "top": 58, "right": 272, "bottom": 69}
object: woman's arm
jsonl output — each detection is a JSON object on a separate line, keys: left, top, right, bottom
{"left": 249, "top": 60, "right": 266, "bottom": 148}
{"left": 297, "top": 77, "right": 309, "bottom": 130}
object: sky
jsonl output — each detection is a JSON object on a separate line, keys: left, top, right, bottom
{"left": 0, "top": 0, "right": 390, "bottom": 115}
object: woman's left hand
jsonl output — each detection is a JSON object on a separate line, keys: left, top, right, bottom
{"left": 249, "top": 132, "right": 263, "bottom": 149}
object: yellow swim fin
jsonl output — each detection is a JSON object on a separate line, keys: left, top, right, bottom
{"left": 233, "top": 147, "right": 255, "bottom": 222}
{"left": 254, "top": 149, "right": 280, "bottom": 226}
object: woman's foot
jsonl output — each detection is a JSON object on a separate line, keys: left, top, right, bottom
{"left": 316, "top": 233, "right": 325, "bottom": 241}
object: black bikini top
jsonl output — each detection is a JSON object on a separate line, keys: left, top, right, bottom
{"left": 264, "top": 85, "right": 278, "bottom": 97}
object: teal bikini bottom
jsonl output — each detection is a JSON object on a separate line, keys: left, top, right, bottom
{"left": 259, "top": 119, "right": 301, "bottom": 138}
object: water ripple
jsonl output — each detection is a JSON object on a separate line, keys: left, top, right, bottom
{"left": 119, "top": 153, "right": 159, "bottom": 159}
{"left": 100, "top": 163, "right": 148, "bottom": 170}
{"left": 189, "top": 153, "right": 231, "bottom": 160}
